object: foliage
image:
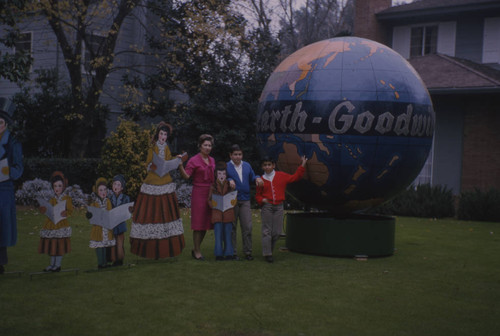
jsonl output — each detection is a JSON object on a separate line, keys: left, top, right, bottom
{"left": 457, "top": 188, "right": 500, "bottom": 222}
{"left": 97, "top": 119, "right": 153, "bottom": 200}
{"left": 174, "top": 176, "right": 192, "bottom": 208}
{"left": 12, "top": 69, "right": 77, "bottom": 157}
{"left": 15, "top": 178, "right": 88, "bottom": 207}
{"left": 370, "top": 184, "right": 455, "bottom": 218}
{"left": 6, "top": 0, "right": 142, "bottom": 157}
{"left": 122, "top": 0, "right": 280, "bottom": 165}
{"left": 22, "top": 157, "right": 100, "bottom": 194}
{"left": 278, "top": 0, "right": 354, "bottom": 55}
{"left": 0, "top": 0, "right": 32, "bottom": 82}
{"left": 97, "top": 119, "right": 195, "bottom": 203}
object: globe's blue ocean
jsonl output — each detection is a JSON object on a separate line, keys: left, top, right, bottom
{"left": 257, "top": 37, "right": 434, "bottom": 213}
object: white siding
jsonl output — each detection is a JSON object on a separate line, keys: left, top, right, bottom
{"left": 392, "top": 25, "right": 411, "bottom": 59}
{"left": 412, "top": 143, "right": 434, "bottom": 186}
{"left": 483, "top": 17, "right": 500, "bottom": 64}
{"left": 437, "top": 21, "right": 456, "bottom": 56}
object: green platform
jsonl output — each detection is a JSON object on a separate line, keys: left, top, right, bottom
{"left": 285, "top": 212, "right": 395, "bottom": 257}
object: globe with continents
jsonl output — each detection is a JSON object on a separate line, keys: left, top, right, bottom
{"left": 257, "top": 36, "right": 434, "bottom": 214}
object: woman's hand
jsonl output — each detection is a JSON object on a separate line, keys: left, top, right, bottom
{"left": 178, "top": 163, "right": 190, "bottom": 180}
{"left": 177, "top": 152, "right": 188, "bottom": 163}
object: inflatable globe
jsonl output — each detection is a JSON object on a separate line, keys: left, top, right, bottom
{"left": 257, "top": 36, "right": 434, "bottom": 214}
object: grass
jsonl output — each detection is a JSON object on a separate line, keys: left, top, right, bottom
{"left": 1, "top": 207, "right": 499, "bottom": 336}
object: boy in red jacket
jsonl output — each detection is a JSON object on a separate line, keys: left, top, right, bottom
{"left": 256, "top": 155, "right": 307, "bottom": 263}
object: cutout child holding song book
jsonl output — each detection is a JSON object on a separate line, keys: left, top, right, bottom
{"left": 109, "top": 174, "right": 131, "bottom": 266}
{"left": 38, "top": 171, "right": 73, "bottom": 272}
{"left": 86, "top": 178, "right": 116, "bottom": 269}
{"left": 209, "top": 161, "right": 237, "bottom": 261}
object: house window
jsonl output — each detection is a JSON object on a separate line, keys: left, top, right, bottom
{"left": 15, "top": 32, "right": 32, "bottom": 55}
{"left": 83, "top": 34, "right": 105, "bottom": 74}
{"left": 410, "top": 25, "right": 438, "bottom": 57}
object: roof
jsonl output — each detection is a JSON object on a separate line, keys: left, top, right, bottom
{"left": 408, "top": 54, "right": 500, "bottom": 94}
{"left": 377, "top": 0, "right": 500, "bottom": 21}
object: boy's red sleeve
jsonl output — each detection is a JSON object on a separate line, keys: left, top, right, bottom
{"left": 255, "top": 185, "right": 264, "bottom": 205}
{"left": 287, "top": 166, "right": 305, "bottom": 184}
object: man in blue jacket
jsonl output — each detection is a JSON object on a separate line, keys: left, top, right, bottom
{"left": 227, "top": 144, "right": 262, "bottom": 260}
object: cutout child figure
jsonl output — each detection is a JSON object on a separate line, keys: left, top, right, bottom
{"left": 256, "top": 155, "right": 308, "bottom": 263}
{"left": 87, "top": 178, "right": 116, "bottom": 269}
{"left": 109, "top": 174, "right": 130, "bottom": 266}
{"left": 38, "top": 171, "right": 73, "bottom": 272}
{"left": 130, "top": 122, "right": 186, "bottom": 259}
{"left": 0, "top": 98, "right": 23, "bottom": 275}
{"left": 209, "top": 162, "right": 237, "bottom": 261}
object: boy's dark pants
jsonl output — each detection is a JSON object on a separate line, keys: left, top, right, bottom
{"left": 260, "top": 203, "right": 284, "bottom": 256}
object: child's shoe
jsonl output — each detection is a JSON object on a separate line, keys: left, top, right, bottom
{"left": 265, "top": 256, "right": 274, "bottom": 263}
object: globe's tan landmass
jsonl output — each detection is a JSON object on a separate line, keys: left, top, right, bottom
{"left": 261, "top": 39, "right": 387, "bottom": 101}
{"left": 277, "top": 142, "right": 329, "bottom": 187}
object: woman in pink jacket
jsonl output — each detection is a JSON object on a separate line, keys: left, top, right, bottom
{"left": 179, "top": 134, "right": 215, "bottom": 260}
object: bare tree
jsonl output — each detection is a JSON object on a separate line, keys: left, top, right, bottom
{"left": 8, "top": 0, "right": 142, "bottom": 157}
{"left": 279, "top": 0, "right": 354, "bottom": 56}
{"left": 0, "top": 0, "right": 32, "bottom": 82}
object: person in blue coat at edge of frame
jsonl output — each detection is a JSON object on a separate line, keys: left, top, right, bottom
{"left": 0, "top": 97, "right": 23, "bottom": 274}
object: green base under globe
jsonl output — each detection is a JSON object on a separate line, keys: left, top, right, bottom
{"left": 285, "top": 213, "right": 395, "bottom": 257}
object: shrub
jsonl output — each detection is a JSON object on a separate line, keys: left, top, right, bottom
{"left": 457, "top": 188, "right": 500, "bottom": 222}
{"left": 371, "top": 184, "right": 455, "bottom": 218}
{"left": 174, "top": 174, "right": 193, "bottom": 208}
{"left": 12, "top": 68, "right": 108, "bottom": 158}
{"left": 15, "top": 178, "right": 89, "bottom": 207}
{"left": 98, "top": 119, "right": 153, "bottom": 200}
{"left": 22, "top": 157, "right": 100, "bottom": 193}
{"left": 12, "top": 69, "right": 76, "bottom": 157}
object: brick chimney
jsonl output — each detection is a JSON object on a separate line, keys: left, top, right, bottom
{"left": 354, "top": 0, "right": 392, "bottom": 44}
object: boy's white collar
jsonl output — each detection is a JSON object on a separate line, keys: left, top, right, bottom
{"left": 231, "top": 160, "right": 242, "bottom": 167}
{"left": 263, "top": 170, "right": 275, "bottom": 180}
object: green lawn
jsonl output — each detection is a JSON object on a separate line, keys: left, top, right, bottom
{"left": 1, "top": 207, "right": 499, "bottom": 336}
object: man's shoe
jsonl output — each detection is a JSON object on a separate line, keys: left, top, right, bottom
{"left": 265, "top": 256, "right": 274, "bottom": 263}
{"left": 245, "top": 254, "right": 254, "bottom": 261}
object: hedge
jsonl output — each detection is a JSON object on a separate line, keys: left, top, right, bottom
{"left": 21, "top": 157, "right": 100, "bottom": 194}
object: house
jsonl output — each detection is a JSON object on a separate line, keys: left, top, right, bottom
{"left": 354, "top": 0, "right": 500, "bottom": 194}
{"left": 0, "top": 3, "right": 152, "bottom": 135}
